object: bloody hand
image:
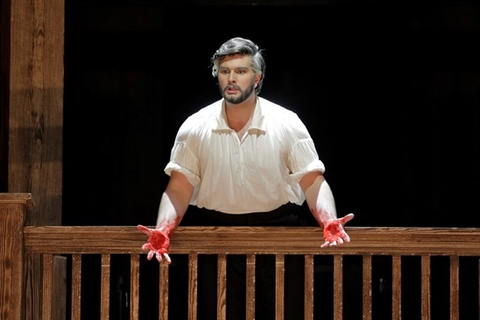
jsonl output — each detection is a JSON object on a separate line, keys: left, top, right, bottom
{"left": 321, "top": 213, "right": 354, "bottom": 248}
{"left": 137, "top": 224, "right": 172, "bottom": 264}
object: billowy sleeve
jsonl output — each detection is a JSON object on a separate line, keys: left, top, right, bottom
{"left": 164, "top": 116, "right": 202, "bottom": 188}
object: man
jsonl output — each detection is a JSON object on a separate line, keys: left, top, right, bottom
{"left": 139, "top": 37, "right": 354, "bottom": 319}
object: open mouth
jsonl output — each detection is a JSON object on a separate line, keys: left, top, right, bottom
{"left": 225, "top": 85, "right": 240, "bottom": 94}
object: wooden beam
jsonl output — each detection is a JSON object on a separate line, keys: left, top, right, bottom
{"left": 8, "top": 0, "right": 64, "bottom": 226}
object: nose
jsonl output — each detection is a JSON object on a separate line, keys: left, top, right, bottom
{"left": 228, "top": 72, "right": 236, "bottom": 83}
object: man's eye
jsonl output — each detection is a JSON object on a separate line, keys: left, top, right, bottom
{"left": 237, "top": 70, "right": 246, "bottom": 74}
{"left": 220, "top": 70, "right": 230, "bottom": 74}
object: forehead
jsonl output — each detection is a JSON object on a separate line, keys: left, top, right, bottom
{"left": 219, "top": 54, "right": 252, "bottom": 69}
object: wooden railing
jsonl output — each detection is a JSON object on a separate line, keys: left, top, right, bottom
{"left": 2, "top": 193, "right": 480, "bottom": 319}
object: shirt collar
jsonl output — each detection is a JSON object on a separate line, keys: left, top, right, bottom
{"left": 214, "top": 97, "right": 266, "bottom": 134}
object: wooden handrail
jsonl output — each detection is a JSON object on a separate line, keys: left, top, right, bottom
{"left": 23, "top": 225, "right": 480, "bottom": 256}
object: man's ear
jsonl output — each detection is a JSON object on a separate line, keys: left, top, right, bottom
{"left": 255, "top": 74, "right": 262, "bottom": 87}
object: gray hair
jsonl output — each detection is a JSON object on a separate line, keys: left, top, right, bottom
{"left": 211, "top": 37, "right": 266, "bottom": 94}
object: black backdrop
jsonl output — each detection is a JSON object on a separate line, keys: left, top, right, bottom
{"left": 63, "top": 1, "right": 480, "bottom": 228}
{"left": 62, "top": 2, "right": 480, "bottom": 319}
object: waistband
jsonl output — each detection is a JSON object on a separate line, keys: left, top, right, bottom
{"left": 196, "top": 202, "right": 307, "bottom": 227}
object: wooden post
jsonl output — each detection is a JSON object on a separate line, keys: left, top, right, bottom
{"left": 0, "top": 193, "right": 33, "bottom": 320}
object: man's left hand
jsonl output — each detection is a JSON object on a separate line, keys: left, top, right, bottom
{"left": 321, "top": 213, "right": 354, "bottom": 248}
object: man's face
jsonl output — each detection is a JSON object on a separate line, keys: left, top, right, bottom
{"left": 217, "top": 54, "right": 261, "bottom": 104}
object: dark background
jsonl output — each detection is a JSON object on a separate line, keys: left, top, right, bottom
{"left": 61, "top": 2, "right": 480, "bottom": 319}
{"left": 63, "top": 1, "right": 480, "bottom": 228}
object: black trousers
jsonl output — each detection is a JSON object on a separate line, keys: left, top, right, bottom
{"left": 180, "top": 203, "right": 315, "bottom": 320}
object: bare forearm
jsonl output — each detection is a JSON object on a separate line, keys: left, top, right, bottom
{"left": 302, "top": 172, "right": 354, "bottom": 247}
{"left": 303, "top": 174, "right": 338, "bottom": 227}
{"left": 139, "top": 171, "right": 194, "bottom": 263}
{"left": 155, "top": 192, "right": 186, "bottom": 234}
{"left": 156, "top": 171, "right": 194, "bottom": 234}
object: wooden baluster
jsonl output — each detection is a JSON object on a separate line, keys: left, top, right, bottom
{"left": 189, "top": 253, "right": 198, "bottom": 320}
{"left": 71, "top": 254, "right": 82, "bottom": 320}
{"left": 276, "top": 254, "right": 285, "bottom": 320}
{"left": 159, "top": 260, "right": 169, "bottom": 320}
{"left": 130, "top": 254, "right": 140, "bottom": 320}
{"left": 304, "top": 254, "right": 314, "bottom": 320}
{"left": 392, "top": 255, "right": 402, "bottom": 320}
{"left": 450, "top": 255, "right": 459, "bottom": 319}
{"left": 362, "top": 255, "right": 372, "bottom": 320}
{"left": 101, "top": 254, "right": 110, "bottom": 320}
{"left": 333, "top": 255, "right": 343, "bottom": 320}
{"left": 42, "top": 254, "right": 53, "bottom": 319}
{"left": 217, "top": 254, "right": 227, "bottom": 320}
{"left": 246, "top": 254, "right": 256, "bottom": 320}
{"left": 420, "top": 255, "right": 430, "bottom": 320}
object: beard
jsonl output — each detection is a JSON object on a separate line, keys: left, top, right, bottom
{"left": 220, "top": 80, "right": 256, "bottom": 104}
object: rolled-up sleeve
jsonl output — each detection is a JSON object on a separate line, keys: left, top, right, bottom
{"left": 164, "top": 140, "right": 201, "bottom": 188}
{"left": 288, "top": 139, "right": 325, "bottom": 182}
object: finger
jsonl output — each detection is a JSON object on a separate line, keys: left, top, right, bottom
{"left": 142, "top": 243, "right": 154, "bottom": 251}
{"left": 164, "top": 253, "right": 172, "bottom": 264}
{"left": 147, "top": 250, "right": 155, "bottom": 260}
{"left": 156, "top": 251, "right": 163, "bottom": 263}
{"left": 340, "top": 213, "right": 354, "bottom": 224}
{"left": 137, "top": 224, "right": 153, "bottom": 235}
{"left": 321, "top": 239, "right": 333, "bottom": 248}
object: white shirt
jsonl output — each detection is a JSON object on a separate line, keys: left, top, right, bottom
{"left": 164, "top": 97, "right": 325, "bottom": 214}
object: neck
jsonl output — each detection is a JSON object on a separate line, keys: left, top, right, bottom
{"left": 225, "top": 95, "right": 257, "bottom": 132}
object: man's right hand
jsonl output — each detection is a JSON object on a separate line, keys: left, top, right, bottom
{"left": 137, "top": 224, "right": 172, "bottom": 264}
